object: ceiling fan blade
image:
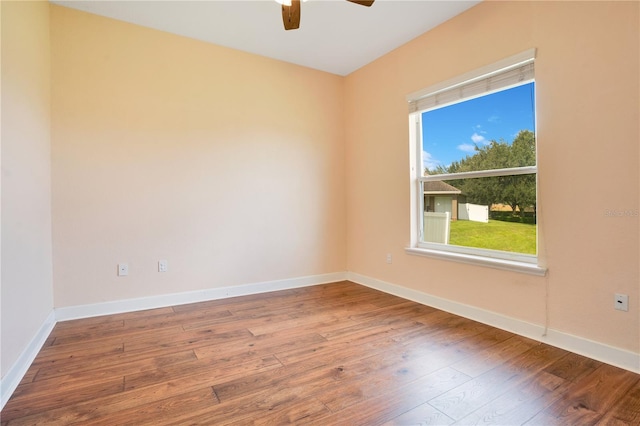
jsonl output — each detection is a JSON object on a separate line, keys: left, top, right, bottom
{"left": 282, "top": 0, "right": 301, "bottom": 30}
{"left": 346, "top": 0, "right": 375, "bottom": 6}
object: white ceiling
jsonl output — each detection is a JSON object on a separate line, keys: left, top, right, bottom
{"left": 51, "top": 0, "right": 480, "bottom": 76}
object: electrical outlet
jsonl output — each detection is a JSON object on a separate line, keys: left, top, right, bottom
{"left": 118, "top": 263, "right": 128, "bottom": 276}
{"left": 614, "top": 293, "right": 629, "bottom": 311}
{"left": 386, "top": 253, "right": 392, "bottom": 264}
{"left": 158, "top": 260, "right": 168, "bottom": 272}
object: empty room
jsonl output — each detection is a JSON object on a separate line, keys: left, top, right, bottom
{"left": 1, "top": 0, "right": 639, "bottom": 424}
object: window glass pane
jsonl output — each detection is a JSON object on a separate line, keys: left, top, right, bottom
{"left": 421, "top": 175, "right": 537, "bottom": 255}
{"left": 421, "top": 83, "right": 536, "bottom": 175}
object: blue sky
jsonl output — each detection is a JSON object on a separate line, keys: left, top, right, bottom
{"left": 422, "top": 82, "right": 535, "bottom": 171}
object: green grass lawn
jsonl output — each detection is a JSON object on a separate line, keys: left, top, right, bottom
{"left": 449, "top": 220, "right": 536, "bottom": 255}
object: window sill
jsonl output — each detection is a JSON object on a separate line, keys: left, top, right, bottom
{"left": 405, "top": 247, "right": 547, "bottom": 276}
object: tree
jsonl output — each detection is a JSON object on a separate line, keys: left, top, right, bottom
{"left": 428, "top": 130, "right": 536, "bottom": 216}
{"left": 505, "top": 130, "right": 536, "bottom": 214}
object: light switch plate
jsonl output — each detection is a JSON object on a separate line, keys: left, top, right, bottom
{"left": 118, "top": 263, "right": 128, "bottom": 276}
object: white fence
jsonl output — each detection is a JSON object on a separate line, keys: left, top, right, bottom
{"left": 459, "top": 203, "right": 489, "bottom": 223}
{"left": 423, "top": 212, "right": 450, "bottom": 244}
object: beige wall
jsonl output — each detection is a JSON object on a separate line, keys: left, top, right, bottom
{"left": 50, "top": 6, "right": 346, "bottom": 307}
{"left": 1, "top": 0, "right": 54, "bottom": 377}
{"left": 344, "top": 1, "right": 639, "bottom": 352}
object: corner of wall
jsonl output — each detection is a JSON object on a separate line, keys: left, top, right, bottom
{"left": 1, "top": 0, "right": 55, "bottom": 395}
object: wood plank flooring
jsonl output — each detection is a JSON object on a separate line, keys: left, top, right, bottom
{"left": 2, "top": 281, "right": 639, "bottom": 425}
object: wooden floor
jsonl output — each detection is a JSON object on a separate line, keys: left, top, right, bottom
{"left": 2, "top": 282, "right": 639, "bottom": 425}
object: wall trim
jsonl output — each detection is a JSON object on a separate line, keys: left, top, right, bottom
{"left": 348, "top": 272, "right": 640, "bottom": 374}
{"left": 1, "top": 311, "right": 56, "bottom": 410}
{"left": 1, "top": 272, "right": 347, "bottom": 410}
{"left": 4, "top": 270, "right": 637, "bottom": 411}
{"left": 55, "top": 271, "right": 349, "bottom": 322}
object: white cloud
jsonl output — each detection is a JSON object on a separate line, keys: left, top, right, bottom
{"left": 488, "top": 114, "right": 500, "bottom": 123}
{"left": 422, "top": 151, "right": 441, "bottom": 171}
{"left": 457, "top": 143, "right": 476, "bottom": 153}
{"left": 471, "top": 132, "right": 486, "bottom": 144}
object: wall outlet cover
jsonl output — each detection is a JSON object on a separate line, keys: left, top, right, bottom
{"left": 614, "top": 293, "right": 629, "bottom": 312}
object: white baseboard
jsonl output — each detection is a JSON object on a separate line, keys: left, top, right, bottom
{"left": 348, "top": 272, "right": 640, "bottom": 374}
{"left": 4, "top": 270, "right": 637, "bottom": 412}
{"left": 1, "top": 311, "right": 56, "bottom": 410}
{"left": 55, "top": 271, "right": 349, "bottom": 322}
{"left": 2, "top": 272, "right": 347, "bottom": 410}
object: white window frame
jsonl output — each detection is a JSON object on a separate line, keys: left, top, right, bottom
{"left": 406, "top": 49, "right": 546, "bottom": 276}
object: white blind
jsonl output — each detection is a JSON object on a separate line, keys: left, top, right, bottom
{"left": 408, "top": 50, "right": 535, "bottom": 114}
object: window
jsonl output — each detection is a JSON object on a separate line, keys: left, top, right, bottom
{"left": 406, "top": 49, "right": 545, "bottom": 275}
